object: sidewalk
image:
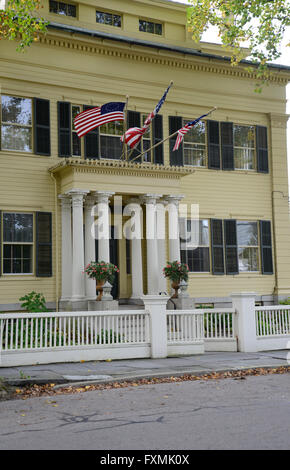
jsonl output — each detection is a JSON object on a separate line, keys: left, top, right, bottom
{"left": 1, "top": 350, "right": 289, "bottom": 386}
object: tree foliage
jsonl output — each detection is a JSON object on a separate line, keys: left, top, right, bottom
{"left": 0, "top": 0, "right": 48, "bottom": 51}
{"left": 187, "top": 0, "right": 290, "bottom": 91}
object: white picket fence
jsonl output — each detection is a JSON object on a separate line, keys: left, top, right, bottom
{"left": 167, "top": 311, "right": 204, "bottom": 355}
{"left": 255, "top": 306, "right": 290, "bottom": 351}
{"left": 0, "top": 310, "right": 151, "bottom": 367}
{"left": 203, "top": 308, "right": 237, "bottom": 352}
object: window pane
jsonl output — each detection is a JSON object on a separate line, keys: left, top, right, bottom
{"left": 199, "top": 220, "right": 209, "bottom": 245}
{"left": 2, "top": 96, "right": 32, "bottom": 126}
{"left": 104, "top": 13, "right": 112, "bottom": 25}
{"left": 67, "top": 4, "right": 76, "bottom": 17}
{"left": 237, "top": 221, "right": 258, "bottom": 246}
{"left": 155, "top": 23, "right": 162, "bottom": 35}
{"left": 113, "top": 15, "right": 121, "bottom": 27}
{"left": 3, "top": 259, "right": 11, "bottom": 274}
{"left": 142, "top": 139, "right": 151, "bottom": 162}
{"left": 186, "top": 247, "right": 210, "bottom": 272}
{"left": 234, "top": 148, "right": 254, "bottom": 170}
{"left": 234, "top": 125, "right": 255, "bottom": 148}
{"left": 96, "top": 11, "right": 105, "bottom": 23}
{"left": 58, "top": 3, "right": 67, "bottom": 15}
{"left": 3, "top": 213, "right": 33, "bottom": 243}
{"left": 1, "top": 125, "right": 32, "bottom": 152}
{"left": 147, "top": 22, "right": 154, "bottom": 33}
{"left": 184, "top": 144, "right": 206, "bottom": 167}
{"left": 139, "top": 20, "right": 146, "bottom": 32}
{"left": 72, "top": 132, "right": 81, "bottom": 156}
{"left": 49, "top": 1, "right": 58, "bottom": 13}
{"left": 184, "top": 121, "right": 205, "bottom": 144}
{"left": 72, "top": 105, "right": 81, "bottom": 126}
{"left": 100, "top": 136, "right": 123, "bottom": 159}
{"left": 238, "top": 247, "right": 258, "bottom": 272}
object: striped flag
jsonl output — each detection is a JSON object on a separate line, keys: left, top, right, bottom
{"left": 173, "top": 113, "right": 209, "bottom": 151}
{"left": 74, "top": 102, "right": 125, "bottom": 138}
{"left": 121, "top": 82, "right": 173, "bottom": 149}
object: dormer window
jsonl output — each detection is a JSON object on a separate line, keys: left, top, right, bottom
{"left": 139, "top": 19, "right": 162, "bottom": 36}
{"left": 49, "top": 1, "right": 77, "bottom": 18}
{"left": 96, "top": 10, "right": 121, "bottom": 28}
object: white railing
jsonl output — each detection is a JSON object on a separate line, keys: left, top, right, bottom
{"left": 0, "top": 310, "right": 151, "bottom": 366}
{"left": 167, "top": 310, "right": 204, "bottom": 344}
{"left": 203, "top": 309, "right": 236, "bottom": 339}
{"left": 255, "top": 306, "right": 290, "bottom": 337}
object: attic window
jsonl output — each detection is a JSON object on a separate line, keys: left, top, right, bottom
{"left": 139, "top": 19, "right": 162, "bottom": 35}
{"left": 96, "top": 11, "right": 122, "bottom": 28}
{"left": 49, "top": 1, "right": 77, "bottom": 17}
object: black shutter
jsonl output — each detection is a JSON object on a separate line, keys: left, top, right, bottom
{"left": 58, "top": 101, "right": 71, "bottom": 157}
{"left": 207, "top": 120, "right": 220, "bottom": 169}
{"left": 221, "top": 122, "right": 234, "bottom": 170}
{"left": 36, "top": 212, "right": 52, "bottom": 277}
{"left": 127, "top": 111, "right": 141, "bottom": 162}
{"left": 169, "top": 116, "right": 183, "bottom": 166}
{"left": 224, "top": 219, "right": 239, "bottom": 274}
{"left": 256, "top": 126, "right": 269, "bottom": 173}
{"left": 83, "top": 105, "right": 99, "bottom": 159}
{"left": 260, "top": 220, "right": 273, "bottom": 274}
{"left": 34, "top": 98, "right": 51, "bottom": 156}
{"left": 211, "top": 219, "right": 224, "bottom": 274}
{"left": 0, "top": 210, "right": 1, "bottom": 277}
{"left": 152, "top": 114, "right": 163, "bottom": 165}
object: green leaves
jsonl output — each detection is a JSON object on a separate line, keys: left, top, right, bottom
{"left": 0, "top": 0, "right": 48, "bottom": 51}
{"left": 19, "top": 291, "right": 48, "bottom": 313}
{"left": 187, "top": 0, "right": 290, "bottom": 91}
{"left": 163, "top": 261, "right": 189, "bottom": 283}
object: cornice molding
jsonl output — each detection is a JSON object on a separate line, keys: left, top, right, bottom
{"left": 49, "top": 158, "right": 194, "bottom": 180}
{"left": 39, "top": 33, "right": 289, "bottom": 86}
{"left": 268, "top": 113, "right": 290, "bottom": 128}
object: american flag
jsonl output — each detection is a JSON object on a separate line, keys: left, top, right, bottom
{"left": 74, "top": 102, "right": 125, "bottom": 138}
{"left": 173, "top": 113, "right": 209, "bottom": 151}
{"left": 121, "top": 82, "right": 173, "bottom": 149}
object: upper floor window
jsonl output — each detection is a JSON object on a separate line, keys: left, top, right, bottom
{"left": 1, "top": 96, "right": 32, "bottom": 152}
{"left": 49, "top": 1, "right": 77, "bottom": 17}
{"left": 183, "top": 120, "right": 206, "bottom": 167}
{"left": 96, "top": 10, "right": 121, "bottom": 27}
{"left": 99, "top": 121, "right": 124, "bottom": 160}
{"left": 72, "top": 104, "right": 82, "bottom": 157}
{"left": 141, "top": 114, "right": 153, "bottom": 163}
{"left": 234, "top": 125, "right": 255, "bottom": 170}
{"left": 139, "top": 19, "right": 162, "bottom": 35}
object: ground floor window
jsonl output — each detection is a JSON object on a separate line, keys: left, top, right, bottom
{"left": 237, "top": 220, "right": 259, "bottom": 272}
{"left": 2, "top": 213, "right": 34, "bottom": 274}
{"left": 180, "top": 219, "right": 210, "bottom": 272}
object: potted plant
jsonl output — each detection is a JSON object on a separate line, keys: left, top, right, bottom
{"left": 163, "top": 260, "right": 189, "bottom": 298}
{"left": 84, "top": 261, "right": 119, "bottom": 301}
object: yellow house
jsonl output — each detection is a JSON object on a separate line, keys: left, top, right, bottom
{"left": 0, "top": 0, "right": 290, "bottom": 312}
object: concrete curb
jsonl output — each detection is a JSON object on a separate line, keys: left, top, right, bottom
{"left": 5, "top": 363, "right": 289, "bottom": 389}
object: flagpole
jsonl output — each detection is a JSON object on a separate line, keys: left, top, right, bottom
{"left": 129, "top": 106, "right": 217, "bottom": 164}
{"left": 120, "top": 95, "right": 129, "bottom": 160}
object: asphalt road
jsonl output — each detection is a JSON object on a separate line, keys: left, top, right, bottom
{"left": 0, "top": 373, "right": 289, "bottom": 450}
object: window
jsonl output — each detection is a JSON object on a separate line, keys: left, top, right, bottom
{"left": 72, "top": 105, "right": 82, "bottom": 157}
{"left": 183, "top": 120, "right": 206, "bottom": 167}
{"left": 234, "top": 125, "right": 255, "bottom": 170}
{"left": 180, "top": 219, "right": 210, "bottom": 272}
{"left": 1, "top": 95, "right": 32, "bottom": 152}
{"left": 2, "top": 213, "right": 33, "bottom": 274}
{"left": 139, "top": 19, "right": 162, "bottom": 35}
{"left": 96, "top": 10, "right": 121, "bottom": 27}
{"left": 49, "top": 1, "right": 76, "bottom": 17}
{"left": 100, "top": 121, "right": 124, "bottom": 159}
{"left": 237, "top": 221, "right": 259, "bottom": 272}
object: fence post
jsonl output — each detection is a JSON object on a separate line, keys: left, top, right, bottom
{"left": 142, "top": 295, "right": 169, "bottom": 358}
{"left": 231, "top": 292, "right": 257, "bottom": 352}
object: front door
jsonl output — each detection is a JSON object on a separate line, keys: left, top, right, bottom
{"left": 95, "top": 226, "right": 119, "bottom": 300}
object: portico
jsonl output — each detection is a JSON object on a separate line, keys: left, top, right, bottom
{"left": 50, "top": 159, "right": 192, "bottom": 310}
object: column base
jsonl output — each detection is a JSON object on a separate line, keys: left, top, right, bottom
{"left": 59, "top": 299, "right": 88, "bottom": 312}
{"left": 88, "top": 300, "right": 119, "bottom": 311}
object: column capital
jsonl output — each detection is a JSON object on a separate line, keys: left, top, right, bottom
{"left": 67, "top": 190, "right": 89, "bottom": 208}
{"left": 84, "top": 195, "right": 96, "bottom": 210}
{"left": 141, "top": 193, "right": 163, "bottom": 205}
{"left": 58, "top": 194, "right": 72, "bottom": 209}
{"left": 164, "top": 194, "right": 184, "bottom": 206}
{"left": 94, "top": 191, "right": 115, "bottom": 204}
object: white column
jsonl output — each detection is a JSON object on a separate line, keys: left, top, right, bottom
{"left": 142, "top": 194, "right": 162, "bottom": 295}
{"left": 231, "top": 292, "right": 258, "bottom": 352}
{"left": 84, "top": 196, "right": 96, "bottom": 300}
{"left": 157, "top": 200, "right": 167, "bottom": 294}
{"left": 59, "top": 195, "right": 72, "bottom": 301}
{"left": 165, "top": 195, "right": 184, "bottom": 262}
{"left": 94, "top": 191, "right": 115, "bottom": 263}
{"left": 69, "top": 190, "right": 89, "bottom": 301}
{"left": 128, "top": 199, "right": 144, "bottom": 300}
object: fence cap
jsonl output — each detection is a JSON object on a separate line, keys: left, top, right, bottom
{"left": 231, "top": 292, "right": 257, "bottom": 298}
